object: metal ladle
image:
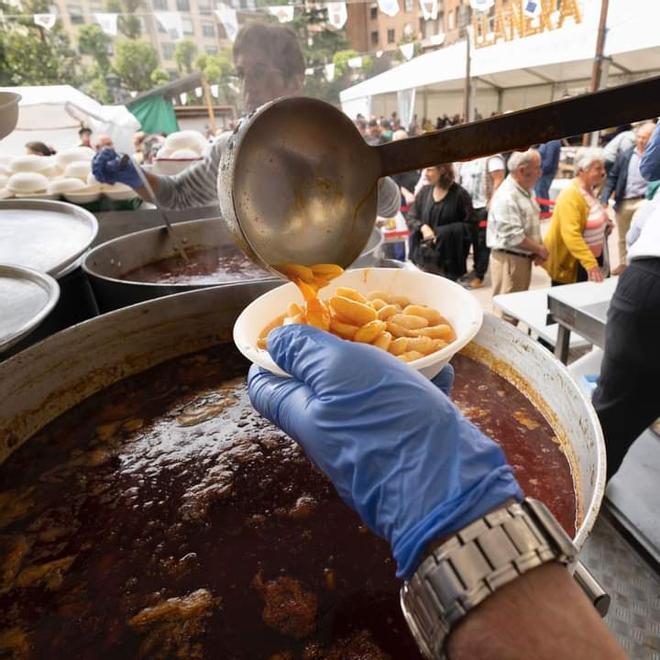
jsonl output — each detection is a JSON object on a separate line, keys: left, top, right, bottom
{"left": 120, "top": 154, "right": 190, "bottom": 263}
{"left": 218, "top": 75, "right": 660, "bottom": 275}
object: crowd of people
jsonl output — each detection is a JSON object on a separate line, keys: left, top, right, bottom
{"left": 353, "top": 110, "right": 471, "bottom": 144}
{"left": 364, "top": 114, "right": 658, "bottom": 304}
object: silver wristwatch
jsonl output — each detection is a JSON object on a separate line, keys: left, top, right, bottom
{"left": 400, "top": 498, "right": 577, "bottom": 660}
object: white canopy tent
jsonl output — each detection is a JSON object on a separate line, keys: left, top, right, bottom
{"left": 340, "top": 0, "right": 660, "bottom": 123}
{"left": 0, "top": 85, "right": 140, "bottom": 157}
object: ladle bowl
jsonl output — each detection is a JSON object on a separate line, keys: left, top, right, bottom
{"left": 218, "top": 97, "right": 381, "bottom": 274}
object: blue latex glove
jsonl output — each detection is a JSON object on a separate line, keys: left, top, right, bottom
{"left": 92, "top": 148, "right": 143, "bottom": 189}
{"left": 248, "top": 325, "right": 523, "bottom": 579}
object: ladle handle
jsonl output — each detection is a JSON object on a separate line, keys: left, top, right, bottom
{"left": 376, "top": 74, "right": 660, "bottom": 177}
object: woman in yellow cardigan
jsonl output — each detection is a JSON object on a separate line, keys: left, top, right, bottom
{"left": 543, "top": 148, "right": 611, "bottom": 285}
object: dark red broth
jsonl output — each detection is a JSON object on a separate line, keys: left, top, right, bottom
{"left": 0, "top": 346, "right": 575, "bottom": 659}
{"left": 121, "top": 247, "right": 267, "bottom": 285}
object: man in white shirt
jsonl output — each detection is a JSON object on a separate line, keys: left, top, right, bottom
{"left": 458, "top": 154, "right": 506, "bottom": 288}
{"left": 487, "top": 150, "right": 548, "bottom": 310}
{"left": 593, "top": 136, "right": 660, "bottom": 480}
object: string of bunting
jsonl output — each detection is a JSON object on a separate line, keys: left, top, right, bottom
{"left": 0, "top": 2, "right": 344, "bottom": 33}
{"left": 3, "top": 0, "right": 443, "bottom": 81}
{"left": 1, "top": 0, "right": 448, "bottom": 35}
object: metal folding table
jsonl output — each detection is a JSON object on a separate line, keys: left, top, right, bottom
{"left": 547, "top": 278, "right": 619, "bottom": 363}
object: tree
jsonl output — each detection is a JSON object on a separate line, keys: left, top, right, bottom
{"left": 113, "top": 38, "right": 159, "bottom": 91}
{"left": 195, "top": 49, "right": 239, "bottom": 107}
{"left": 333, "top": 49, "right": 373, "bottom": 80}
{"left": 174, "top": 39, "right": 198, "bottom": 75}
{"left": 78, "top": 24, "right": 112, "bottom": 75}
{"left": 0, "top": 0, "right": 79, "bottom": 86}
{"left": 85, "top": 74, "right": 113, "bottom": 104}
{"left": 105, "top": 0, "right": 143, "bottom": 39}
{"left": 151, "top": 68, "right": 171, "bottom": 86}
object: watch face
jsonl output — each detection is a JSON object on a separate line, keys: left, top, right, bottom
{"left": 400, "top": 586, "right": 437, "bottom": 660}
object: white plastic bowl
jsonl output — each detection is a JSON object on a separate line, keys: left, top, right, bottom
{"left": 6, "top": 171, "right": 49, "bottom": 194}
{"left": 163, "top": 130, "right": 207, "bottom": 154}
{"left": 55, "top": 147, "right": 95, "bottom": 168}
{"left": 9, "top": 155, "right": 51, "bottom": 174}
{"left": 64, "top": 185, "right": 101, "bottom": 204}
{"left": 64, "top": 160, "right": 92, "bottom": 180}
{"left": 102, "top": 183, "right": 137, "bottom": 200}
{"left": 47, "top": 177, "right": 86, "bottom": 194}
{"left": 234, "top": 267, "right": 483, "bottom": 379}
{"left": 14, "top": 191, "right": 59, "bottom": 199}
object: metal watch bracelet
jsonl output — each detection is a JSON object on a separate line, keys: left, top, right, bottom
{"left": 400, "top": 498, "right": 577, "bottom": 660}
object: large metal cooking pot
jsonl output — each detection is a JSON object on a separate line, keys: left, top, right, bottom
{"left": 0, "top": 285, "right": 605, "bottom": 556}
{"left": 92, "top": 204, "right": 221, "bottom": 246}
{"left": 82, "top": 218, "right": 384, "bottom": 312}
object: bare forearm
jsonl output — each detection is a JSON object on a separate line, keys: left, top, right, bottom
{"left": 446, "top": 563, "right": 625, "bottom": 660}
{"left": 516, "top": 235, "right": 544, "bottom": 255}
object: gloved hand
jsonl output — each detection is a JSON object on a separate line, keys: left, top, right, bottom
{"left": 92, "top": 148, "right": 144, "bottom": 189}
{"left": 248, "top": 325, "right": 523, "bottom": 580}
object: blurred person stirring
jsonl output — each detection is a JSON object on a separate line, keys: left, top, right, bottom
{"left": 92, "top": 23, "right": 399, "bottom": 219}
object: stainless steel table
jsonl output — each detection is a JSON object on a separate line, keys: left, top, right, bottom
{"left": 547, "top": 278, "right": 619, "bottom": 363}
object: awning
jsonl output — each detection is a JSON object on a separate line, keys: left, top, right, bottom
{"left": 340, "top": 0, "right": 660, "bottom": 119}
{"left": 128, "top": 72, "right": 203, "bottom": 105}
{"left": 126, "top": 72, "right": 204, "bottom": 135}
{"left": 128, "top": 96, "right": 179, "bottom": 135}
{"left": 0, "top": 85, "right": 140, "bottom": 156}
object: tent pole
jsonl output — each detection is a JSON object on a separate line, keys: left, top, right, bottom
{"left": 202, "top": 75, "right": 217, "bottom": 135}
{"left": 584, "top": 0, "right": 610, "bottom": 145}
{"left": 463, "top": 31, "right": 472, "bottom": 122}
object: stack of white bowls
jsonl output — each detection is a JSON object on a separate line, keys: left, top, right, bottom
{"left": 153, "top": 130, "right": 207, "bottom": 175}
{"left": 0, "top": 147, "right": 139, "bottom": 205}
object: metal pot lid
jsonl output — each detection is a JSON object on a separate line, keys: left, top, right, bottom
{"left": 0, "top": 199, "right": 98, "bottom": 278}
{"left": 0, "top": 263, "right": 59, "bottom": 353}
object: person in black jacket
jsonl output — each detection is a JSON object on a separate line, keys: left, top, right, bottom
{"left": 407, "top": 164, "right": 473, "bottom": 279}
{"left": 601, "top": 121, "right": 655, "bottom": 273}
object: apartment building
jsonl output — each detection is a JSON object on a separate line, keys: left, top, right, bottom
{"left": 51, "top": 0, "right": 237, "bottom": 77}
{"left": 346, "top": 0, "right": 445, "bottom": 53}
{"left": 437, "top": 0, "right": 501, "bottom": 45}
